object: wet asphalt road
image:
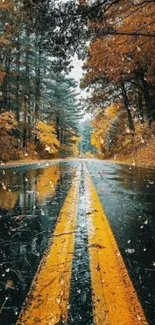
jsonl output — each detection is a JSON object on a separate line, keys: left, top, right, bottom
{"left": 0, "top": 159, "right": 155, "bottom": 325}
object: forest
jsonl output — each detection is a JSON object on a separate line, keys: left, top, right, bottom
{"left": 0, "top": 0, "right": 155, "bottom": 165}
{"left": 0, "top": 0, "right": 83, "bottom": 161}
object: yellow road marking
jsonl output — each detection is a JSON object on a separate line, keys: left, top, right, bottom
{"left": 84, "top": 165, "right": 148, "bottom": 325}
{"left": 16, "top": 168, "right": 81, "bottom": 325}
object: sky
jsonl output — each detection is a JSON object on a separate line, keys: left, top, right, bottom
{"left": 69, "top": 56, "right": 92, "bottom": 123}
{"left": 69, "top": 56, "right": 84, "bottom": 83}
{"left": 69, "top": 55, "right": 88, "bottom": 100}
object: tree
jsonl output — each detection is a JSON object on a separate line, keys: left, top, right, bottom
{"left": 81, "top": 0, "right": 155, "bottom": 132}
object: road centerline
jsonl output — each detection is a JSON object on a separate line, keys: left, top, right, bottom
{"left": 68, "top": 165, "right": 93, "bottom": 325}
{"left": 16, "top": 168, "right": 81, "bottom": 325}
{"left": 84, "top": 165, "right": 148, "bottom": 325}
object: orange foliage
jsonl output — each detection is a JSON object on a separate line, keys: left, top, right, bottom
{"left": 0, "top": 1, "right": 14, "bottom": 10}
{"left": 83, "top": 1, "right": 155, "bottom": 84}
{"left": 0, "top": 37, "right": 11, "bottom": 45}
{"left": 0, "top": 71, "right": 6, "bottom": 86}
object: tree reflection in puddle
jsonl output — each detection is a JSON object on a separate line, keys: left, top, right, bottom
{"left": 0, "top": 163, "right": 73, "bottom": 325}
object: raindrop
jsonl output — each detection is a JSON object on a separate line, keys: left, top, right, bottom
{"left": 125, "top": 248, "right": 135, "bottom": 254}
{"left": 77, "top": 289, "right": 81, "bottom": 294}
{"left": 148, "top": 180, "right": 154, "bottom": 185}
{"left": 2, "top": 183, "right": 6, "bottom": 190}
{"left": 67, "top": 303, "right": 71, "bottom": 310}
{"left": 60, "top": 278, "right": 65, "bottom": 285}
{"left": 55, "top": 297, "right": 61, "bottom": 304}
{"left": 137, "top": 46, "right": 141, "bottom": 52}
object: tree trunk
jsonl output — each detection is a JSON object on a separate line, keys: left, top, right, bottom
{"left": 23, "top": 95, "right": 27, "bottom": 149}
{"left": 121, "top": 82, "right": 135, "bottom": 132}
{"left": 16, "top": 37, "right": 20, "bottom": 122}
{"left": 138, "top": 92, "right": 144, "bottom": 124}
{"left": 35, "top": 36, "right": 42, "bottom": 121}
{"left": 56, "top": 113, "right": 61, "bottom": 142}
{"left": 2, "top": 53, "right": 10, "bottom": 110}
{"left": 140, "top": 75, "right": 152, "bottom": 125}
{"left": 23, "top": 32, "right": 30, "bottom": 150}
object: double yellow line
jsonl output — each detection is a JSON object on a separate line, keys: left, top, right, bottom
{"left": 16, "top": 165, "right": 148, "bottom": 325}
{"left": 16, "top": 168, "right": 81, "bottom": 325}
{"left": 84, "top": 166, "right": 148, "bottom": 325}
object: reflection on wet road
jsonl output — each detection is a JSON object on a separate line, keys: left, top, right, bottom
{"left": 0, "top": 159, "right": 155, "bottom": 325}
{"left": 0, "top": 163, "right": 76, "bottom": 325}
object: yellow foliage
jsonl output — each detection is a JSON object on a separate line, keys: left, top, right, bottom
{"left": 91, "top": 129, "right": 104, "bottom": 151}
{"left": 72, "top": 143, "right": 79, "bottom": 157}
{"left": 70, "top": 135, "right": 81, "bottom": 157}
{"left": 105, "top": 104, "right": 120, "bottom": 119}
{"left": 0, "top": 190, "right": 18, "bottom": 211}
{"left": 0, "top": 111, "right": 18, "bottom": 135}
{"left": 85, "top": 151, "right": 94, "bottom": 158}
{"left": 122, "top": 137, "right": 132, "bottom": 147}
{"left": 35, "top": 120, "right": 60, "bottom": 154}
{"left": 91, "top": 104, "right": 121, "bottom": 152}
{"left": 36, "top": 166, "right": 60, "bottom": 200}
{"left": 71, "top": 135, "right": 81, "bottom": 143}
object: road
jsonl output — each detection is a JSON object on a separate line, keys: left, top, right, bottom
{"left": 0, "top": 159, "right": 155, "bottom": 325}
